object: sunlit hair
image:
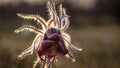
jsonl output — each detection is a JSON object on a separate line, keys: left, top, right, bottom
{"left": 15, "top": 1, "right": 82, "bottom": 68}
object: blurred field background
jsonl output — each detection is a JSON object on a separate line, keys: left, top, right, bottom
{"left": 0, "top": 0, "right": 120, "bottom": 68}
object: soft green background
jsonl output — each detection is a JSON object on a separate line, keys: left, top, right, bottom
{"left": 0, "top": 0, "right": 120, "bottom": 68}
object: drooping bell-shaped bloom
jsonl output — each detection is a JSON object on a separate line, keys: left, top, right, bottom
{"left": 38, "top": 29, "right": 68, "bottom": 59}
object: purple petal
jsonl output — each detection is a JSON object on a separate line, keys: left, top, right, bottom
{"left": 37, "top": 40, "right": 54, "bottom": 56}
{"left": 49, "top": 33, "right": 62, "bottom": 41}
{"left": 58, "top": 40, "right": 68, "bottom": 55}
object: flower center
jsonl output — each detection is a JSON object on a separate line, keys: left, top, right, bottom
{"left": 45, "top": 42, "right": 59, "bottom": 55}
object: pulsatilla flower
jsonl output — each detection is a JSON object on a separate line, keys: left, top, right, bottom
{"left": 15, "top": 1, "right": 82, "bottom": 68}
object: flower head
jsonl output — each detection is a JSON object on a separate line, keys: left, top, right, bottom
{"left": 15, "top": 1, "right": 82, "bottom": 68}
{"left": 38, "top": 28, "right": 68, "bottom": 59}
